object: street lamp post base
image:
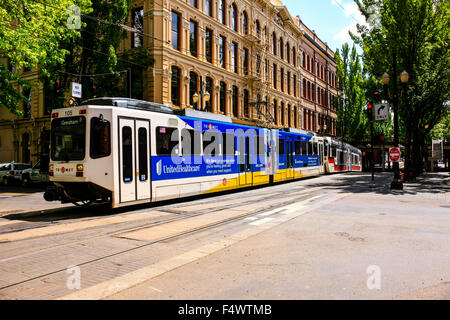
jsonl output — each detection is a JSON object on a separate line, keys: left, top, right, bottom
{"left": 390, "top": 180, "right": 403, "bottom": 190}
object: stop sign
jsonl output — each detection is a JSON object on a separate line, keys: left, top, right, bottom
{"left": 389, "top": 147, "right": 401, "bottom": 162}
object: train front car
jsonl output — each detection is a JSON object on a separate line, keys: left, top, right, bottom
{"left": 44, "top": 104, "right": 114, "bottom": 206}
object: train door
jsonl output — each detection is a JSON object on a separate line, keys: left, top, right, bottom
{"left": 285, "top": 137, "right": 294, "bottom": 179}
{"left": 119, "top": 118, "right": 151, "bottom": 203}
{"left": 239, "top": 136, "right": 253, "bottom": 186}
{"left": 319, "top": 142, "right": 324, "bottom": 174}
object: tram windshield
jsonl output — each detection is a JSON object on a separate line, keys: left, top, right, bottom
{"left": 51, "top": 116, "right": 86, "bottom": 161}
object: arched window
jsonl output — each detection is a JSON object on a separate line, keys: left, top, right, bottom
{"left": 171, "top": 66, "right": 181, "bottom": 106}
{"left": 189, "top": 71, "right": 199, "bottom": 109}
{"left": 244, "top": 89, "right": 249, "bottom": 118}
{"left": 286, "top": 42, "right": 290, "bottom": 63}
{"left": 205, "top": 77, "right": 213, "bottom": 112}
{"left": 242, "top": 11, "right": 248, "bottom": 35}
{"left": 255, "top": 20, "right": 260, "bottom": 38}
{"left": 231, "top": 3, "right": 238, "bottom": 31}
{"left": 288, "top": 104, "right": 291, "bottom": 127}
{"left": 232, "top": 86, "right": 239, "bottom": 117}
{"left": 274, "top": 99, "right": 278, "bottom": 124}
{"left": 219, "top": 81, "right": 226, "bottom": 113}
{"left": 272, "top": 32, "right": 277, "bottom": 55}
{"left": 279, "top": 37, "right": 284, "bottom": 59}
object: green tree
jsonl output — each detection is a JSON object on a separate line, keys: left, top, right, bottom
{"left": 0, "top": 0, "right": 92, "bottom": 115}
{"left": 353, "top": 0, "right": 450, "bottom": 178}
{"left": 335, "top": 43, "right": 367, "bottom": 145}
{"left": 45, "top": 0, "right": 154, "bottom": 108}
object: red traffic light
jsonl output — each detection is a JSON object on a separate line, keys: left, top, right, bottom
{"left": 380, "top": 135, "right": 385, "bottom": 141}
{"left": 368, "top": 104, "right": 373, "bottom": 109}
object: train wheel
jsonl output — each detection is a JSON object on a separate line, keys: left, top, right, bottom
{"left": 72, "top": 200, "right": 93, "bottom": 207}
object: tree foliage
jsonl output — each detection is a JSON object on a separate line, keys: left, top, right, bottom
{"left": 335, "top": 43, "right": 367, "bottom": 145}
{"left": 0, "top": 0, "right": 92, "bottom": 114}
{"left": 353, "top": 0, "right": 450, "bottom": 177}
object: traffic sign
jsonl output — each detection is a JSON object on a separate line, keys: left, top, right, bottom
{"left": 389, "top": 147, "right": 401, "bottom": 162}
{"left": 375, "top": 103, "right": 389, "bottom": 121}
{"left": 71, "top": 82, "right": 82, "bottom": 98}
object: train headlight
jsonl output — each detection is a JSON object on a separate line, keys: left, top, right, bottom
{"left": 76, "top": 164, "right": 84, "bottom": 172}
{"left": 49, "top": 164, "right": 54, "bottom": 177}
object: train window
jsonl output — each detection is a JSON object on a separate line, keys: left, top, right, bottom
{"left": 278, "top": 139, "right": 285, "bottom": 155}
{"left": 313, "top": 143, "right": 318, "bottom": 155}
{"left": 257, "top": 135, "right": 265, "bottom": 156}
{"left": 295, "top": 140, "right": 301, "bottom": 155}
{"left": 203, "top": 130, "right": 220, "bottom": 156}
{"left": 156, "top": 127, "right": 179, "bottom": 155}
{"left": 138, "top": 128, "right": 148, "bottom": 181}
{"left": 324, "top": 143, "right": 328, "bottom": 157}
{"left": 222, "top": 132, "right": 235, "bottom": 156}
{"left": 331, "top": 147, "right": 336, "bottom": 158}
{"left": 90, "top": 117, "right": 111, "bottom": 159}
{"left": 181, "top": 128, "right": 201, "bottom": 156}
{"left": 302, "top": 141, "right": 307, "bottom": 155}
{"left": 122, "top": 126, "right": 133, "bottom": 183}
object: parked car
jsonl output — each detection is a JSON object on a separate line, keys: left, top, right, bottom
{"left": 21, "top": 160, "right": 49, "bottom": 187}
{"left": 0, "top": 162, "right": 31, "bottom": 186}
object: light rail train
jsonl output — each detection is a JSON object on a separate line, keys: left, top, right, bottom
{"left": 44, "top": 98, "right": 361, "bottom": 208}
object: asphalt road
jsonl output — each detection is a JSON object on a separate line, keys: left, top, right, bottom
{"left": 0, "top": 172, "right": 448, "bottom": 300}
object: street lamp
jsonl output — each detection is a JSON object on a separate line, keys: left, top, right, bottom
{"left": 192, "top": 76, "right": 211, "bottom": 111}
{"left": 382, "top": 67, "right": 409, "bottom": 190}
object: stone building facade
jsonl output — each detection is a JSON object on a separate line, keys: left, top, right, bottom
{"left": 0, "top": 0, "right": 339, "bottom": 164}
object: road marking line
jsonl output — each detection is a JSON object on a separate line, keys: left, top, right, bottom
{"left": 249, "top": 217, "right": 274, "bottom": 226}
{"left": 59, "top": 193, "right": 348, "bottom": 300}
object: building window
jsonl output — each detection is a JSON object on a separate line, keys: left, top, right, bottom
{"left": 171, "top": 11, "right": 181, "bottom": 51}
{"left": 243, "top": 89, "right": 249, "bottom": 118}
{"left": 279, "top": 37, "right": 284, "bottom": 59}
{"left": 280, "top": 68, "right": 284, "bottom": 92}
{"left": 219, "top": 36, "right": 226, "bottom": 68}
{"left": 21, "top": 88, "right": 31, "bottom": 118}
{"left": 232, "top": 86, "right": 238, "bottom": 117}
{"left": 281, "top": 102, "right": 285, "bottom": 126}
{"left": 131, "top": 7, "right": 143, "bottom": 48}
{"left": 171, "top": 66, "right": 181, "bottom": 106}
{"left": 294, "top": 107, "right": 298, "bottom": 128}
{"left": 242, "top": 11, "right": 248, "bottom": 35}
{"left": 287, "top": 71, "right": 291, "bottom": 95}
{"left": 286, "top": 42, "right": 290, "bottom": 64}
{"left": 293, "top": 74, "right": 297, "bottom": 97}
{"left": 219, "top": 0, "right": 226, "bottom": 25}
{"left": 303, "top": 79, "right": 306, "bottom": 98}
{"left": 243, "top": 48, "right": 249, "bottom": 75}
{"left": 288, "top": 104, "right": 291, "bottom": 127}
{"left": 232, "top": 42, "right": 238, "bottom": 73}
{"left": 205, "top": 28, "right": 213, "bottom": 63}
{"left": 255, "top": 20, "right": 260, "bottom": 38}
{"left": 292, "top": 48, "right": 296, "bottom": 67}
{"left": 273, "top": 64, "right": 277, "bottom": 89}
{"left": 190, "top": 20, "right": 198, "bottom": 57}
{"left": 274, "top": 99, "right": 278, "bottom": 124}
{"left": 189, "top": 72, "right": 199, "bottom": 109}
{"left": 231, "top": 3, "right": 238, "bottom": 31}
{"left": 205, "top": 77, "right": 213, "bottom": 112}
{"left": 190, "top": 0, "right": 198, "bottom": 8}
{"left": 272, "top": 32, "right": 277, "bottom": 55}
{"left": 220, "top": 81, "right": 226, "bottom": 113}
{"left": 205, "top": 0, "right": 213, "bottom": 17}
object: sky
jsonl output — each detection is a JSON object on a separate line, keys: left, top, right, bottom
{"left": 281, "top": 0, "right": 366, "bottom": 54}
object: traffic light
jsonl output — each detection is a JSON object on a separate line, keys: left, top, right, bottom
{"left": 90, "top": 77, "right": 96, "bottom": 97}
{"left": 367, "top": 103, "right": 373, "bottom": 121}
{"left": 373, "top": 89, "right": 382, "bottom": 103}
{"left": 55, "top": 80, "right": 62, "bottom": 95}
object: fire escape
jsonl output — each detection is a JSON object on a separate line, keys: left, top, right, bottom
{"left": 244, "top": 26, "right": 275, "bottom": 127}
